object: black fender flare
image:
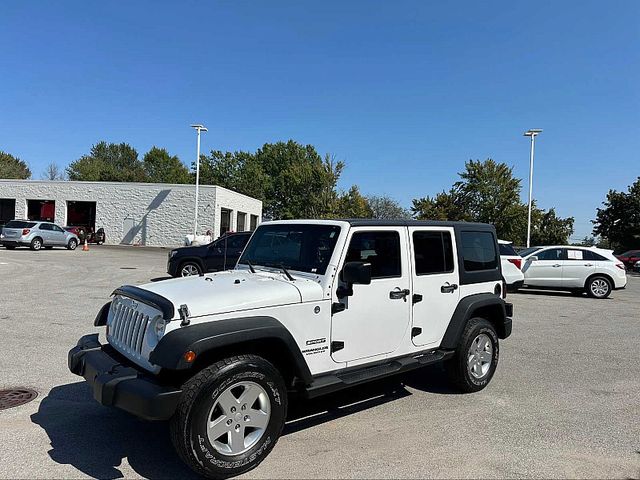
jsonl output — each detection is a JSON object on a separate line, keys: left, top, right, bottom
{"left": 440, "top": 293, "right": 510, "bottom": 349}
{"left": 149, "top": 316, "right": 313, "bottom": 384}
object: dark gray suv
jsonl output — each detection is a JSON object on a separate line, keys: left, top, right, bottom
{"left": 0, "top": 220, "right": 80, "bottom": 250}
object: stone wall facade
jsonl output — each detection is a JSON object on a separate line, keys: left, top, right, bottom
{"left": 0, "top": 180, "right": 262, "bottom": 247}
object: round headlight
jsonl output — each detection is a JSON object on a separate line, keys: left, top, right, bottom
{"left": 154, "top": 317, "right": 166, "bottom": 338}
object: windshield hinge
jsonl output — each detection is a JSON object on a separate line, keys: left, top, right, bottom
{"left": 178, "top": 304, "right": 191, "bottom": 326}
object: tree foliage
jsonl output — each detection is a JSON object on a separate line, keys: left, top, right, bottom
{"left": 67, "top": 142, "right": 147, "bottom": 182}
{"left": 143, "top": 147, "right": 191, "bottom": 184}
{"left": 367, "top": 195, "right": 411, "bottom": 219}
{"left": 592, "top": 177, "right": 640, "bottom": 251}
{"left": 199, "top": 140, "right": 344, "bottom": 219}
{"left": 412, "top": 158, "right": 574, "bottom": 245}
{"left": 334, "top": 185, "right": 373, "bottom": 218}
{"left": 0, "top": 150, "right": 31, "bottom": 179}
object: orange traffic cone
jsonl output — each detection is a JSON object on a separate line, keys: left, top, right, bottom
{"left": 82, "top": 238, "right": 89, "bottom": 251}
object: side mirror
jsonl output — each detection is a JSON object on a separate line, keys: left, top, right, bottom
{"left": 529, "top": 256, "right": 538, "bottom": 262}
{"left": 337, "top": 261, "right": 371, "bottom": 298}
{"left": 343, "top": 261, "right": 372, "bottom": 285}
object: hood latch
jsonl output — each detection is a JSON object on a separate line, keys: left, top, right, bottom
{"left": 178, "top": 304, "right": 191, "bottom": 326}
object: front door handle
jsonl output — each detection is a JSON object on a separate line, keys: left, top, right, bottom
{"left": 552, "top": 264, "right": 561, "bottom": 268}
{"left": 441, "top": 283, "right": 458, "bottom": 293}
{"left": 584, "top": 263, "right": 593, "bottom": 267}
{"left": 389, "top": 288, "right": 410, "bottom": 300}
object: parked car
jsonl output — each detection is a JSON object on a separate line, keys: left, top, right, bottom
{"left": 69, "top": 219, "right": 513, "bottom": 478}
{"left": 499, "top": 240, "right": 524, "bottom": 291}
{"left": 0, "top": 220, "right": 80, "bottom": 250}
{"left": 520, "top": 245, "right": 627, "bottom": 298}
{"left": 64, "top": 226, "right": 87, "bottom": 242}
{"left": 615, "top": 249, "right": 640, "bottom": 270}
{"left": 167, "top": 231, "right": 252, "bottom": 277}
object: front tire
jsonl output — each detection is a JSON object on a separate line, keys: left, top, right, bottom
{"left": 30, "top": 237, "right": 43, "bottom": 251}
{"left": 170, "top": 355, "right": 287, "bottom": 479}
{"left": 180, "top": 261, "right": 202, "bottom": 277}
{"left": 587, "top": 276, "right": 611, "bottom": 299}
{"left": 445, "top": 317, "right": 499, "bottom": 393}
{"left": 67, "top": 238, "right": 78, "bottom": 250}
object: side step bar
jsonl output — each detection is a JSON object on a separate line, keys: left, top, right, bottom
{"left": 304, "top": 349, "right": 454, "bottom": 399}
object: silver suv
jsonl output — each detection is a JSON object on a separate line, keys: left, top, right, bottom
{"left": 0, "top": 219, "right": 79, "bottom": 251}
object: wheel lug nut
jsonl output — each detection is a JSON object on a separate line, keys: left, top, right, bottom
{"left": 226, "top": 419, "right": 232, "bottom": 426}
{"left": 244, "top": 415, "right": 249, "bottom": 421}
{"left": 241, "top": 404, "right": 246, "bottom": 411}
{"left": 235, "top": 424, "right": 240, "bottom": 430}
{"left": 230, "top": 407, "right": 236, "bottom": 413}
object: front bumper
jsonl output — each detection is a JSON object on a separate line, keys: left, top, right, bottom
{"left": 68, "top": 334, "right": 182, "bottom": 420}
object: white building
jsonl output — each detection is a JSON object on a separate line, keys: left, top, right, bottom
{"left": 0, "top": 180, "right": 262, "bottom": 247}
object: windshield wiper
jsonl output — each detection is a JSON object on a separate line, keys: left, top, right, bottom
{"left": 246, "top": 260, "right": 256, "bottom": 274}
{"left": 279, "top": 265, "right": 294, "bottom": 281}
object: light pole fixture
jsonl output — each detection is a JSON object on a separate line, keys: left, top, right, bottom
{"left": 523, "top": 128, "right": 542, "bottom": 248}
{"left": 191, "top": 124, "right": 208, "bottom": 238}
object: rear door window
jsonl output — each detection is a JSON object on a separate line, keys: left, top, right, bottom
{"left": 413, "top": 231, "right": 454, "bottom": 275}
{"left": 460, "top": 231, "right": 498, "bottom": 271}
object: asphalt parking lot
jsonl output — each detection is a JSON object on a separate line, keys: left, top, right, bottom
{"left": 0, "top": 246, "right": 638, "bottom": 479}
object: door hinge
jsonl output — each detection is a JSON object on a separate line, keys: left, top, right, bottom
{"left": 331, "top": 341, "right": 345, "bottom": 353}
{"left": 411, "top": 327, "right": 422, "bottom": 338}
{"left": 331, "top": 302, "right": 346, "bottom": 314}
{"left": 412, "top": 293, "right": 423, "bottom": 304}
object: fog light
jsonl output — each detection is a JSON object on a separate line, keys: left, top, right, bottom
{"left": 183, "top": 351, "right": 196, "bottom": 363}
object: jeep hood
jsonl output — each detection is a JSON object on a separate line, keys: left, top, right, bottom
{"left": 135, "top": 270, "right": 323, "bottom": 318}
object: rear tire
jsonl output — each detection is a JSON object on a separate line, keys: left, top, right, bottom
{"left": 445, "top": 317, "right": 499, "bottom": 393}
{"left": 586, "top": 276, "right": 611, "bottom": 299}
{"left": 30, "top": 237, "right": 43, "bottom": 251}
{"left": 170, "top": 355, "right": 287, "bottom": 479}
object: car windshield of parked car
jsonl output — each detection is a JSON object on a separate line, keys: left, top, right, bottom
{"left": 239, "top": 224, "right": 341, "bottom": 275}
{"left": 518, "top": 247, "right": 542, "bottom": 257}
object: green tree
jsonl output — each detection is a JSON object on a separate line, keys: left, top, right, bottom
{"left": 411, "top": 158, "right": 573, "bottom": 245}
{"left": 199, "top": 141, "right": 344, "bottom": 219}
{"left": 142, "top": 147, "right": 191, "bottom": 184}
{"left": 0, "top": 150, "right": 31, "bottom": 179}
{"left": 367, "top": 195, "right": 411, "bottom": 219}
{"left": 67, "top": 141, "right": 146, "bottom": 182}
{"left": 531, "top": 207, "right": 575, "bottom": 245}
{"left": 334, "top": 185, "right": 373, "bottom": 218}
{"left": 592, "top": 177, "right": 640, "bottom": 251}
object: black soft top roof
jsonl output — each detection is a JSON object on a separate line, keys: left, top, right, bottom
{"left": 343, "top": 219, "right": 495, "bottom": 230}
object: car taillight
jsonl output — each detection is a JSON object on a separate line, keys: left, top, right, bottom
{"left": 616, "top": 263, "right": 625, "bottom": 270}
{"left": 22, "top": 228, "right": 30, "bottom": 235}
{"left": 507, "top": 258, "right": 522, "bottom": 270}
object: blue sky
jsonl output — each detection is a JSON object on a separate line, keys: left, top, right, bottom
{"left": 1, "top": 1, "right": 638, "bottom": 239}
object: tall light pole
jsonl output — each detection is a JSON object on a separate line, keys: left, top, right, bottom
{"left": 523, "top": 129, "right": 542, "bottom": 248}
{"left": 191, "top": 124, "right": 208, "bottom": 238}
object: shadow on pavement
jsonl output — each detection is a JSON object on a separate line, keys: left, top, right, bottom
{"left": 32, "top": 367, "right": 456, "bottom": 478}
{"left": 31, "top": 382, "right": 197, "bottom": 480}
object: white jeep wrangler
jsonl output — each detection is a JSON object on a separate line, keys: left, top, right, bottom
{"left": 69, "top": 219, "right": 513, "bottom": 478}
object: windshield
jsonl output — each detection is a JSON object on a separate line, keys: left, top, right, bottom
{"left": 239, "top": 224, "right": 341, "bottom": 275}
{"left": 518, "top": 246, "right": 542, "bottom": 257}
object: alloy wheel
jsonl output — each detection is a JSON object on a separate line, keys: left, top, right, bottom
{"left": 206, "top": 381, "right": 271, "bottom": 456}
{"left": 590, "top": 278, "right": 609, "bottom": 297}
{"left": 181, "top": 264, "right": 200, "bottom": 276}
{"left": 467, "top": 333, "right": 493, "bottom": 379}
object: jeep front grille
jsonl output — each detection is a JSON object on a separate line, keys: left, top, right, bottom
{"left": 109, "top": 302, "right": 151, "bottom": 356}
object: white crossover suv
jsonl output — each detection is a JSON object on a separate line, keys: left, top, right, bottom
{"left": 519, "top": 245, "right": 627, "bottom": 298}
{"left": 498, "top": 240, "right": 524, "bottom": 291}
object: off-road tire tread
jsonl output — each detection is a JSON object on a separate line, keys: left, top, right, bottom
{"left": 170, "top": 354, "right": 285, "bottom": 479}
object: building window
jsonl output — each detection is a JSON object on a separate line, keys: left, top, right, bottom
{"left": 0, "top": 199, "right": 16, "bottom": 228}
{"left": 250, "top": 214, "right": 259, "bottom": 231}
{"left": 237, "top": 212, "right": 246, "bottom": 231}
{"left": 27, "top": 199, "right": 55, "bottom": 222}
{"left": 220, "top": 208, "right": 232, "bottom": 235}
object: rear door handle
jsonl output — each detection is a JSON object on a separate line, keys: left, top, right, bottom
{"left": 584, "top": 263, "right": 593, "bottom": 267}
{"left": 389, "top": 288, "right": 410, "bottom": 300}
{"left": 441, "top": 283, "right": 458, "bottom": 293}
{"left": 552, "top": 264, "right": 561, "bottom": 268}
